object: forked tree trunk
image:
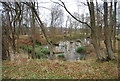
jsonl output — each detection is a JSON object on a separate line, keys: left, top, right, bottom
{"left": 87, "top": 2, "right": 104, "bottom": 61}
{"left": 104, "top": 2, "right": 115, "bottom": 60}
{"left": 91, "top": 31, "right": 104, "bottom": 60}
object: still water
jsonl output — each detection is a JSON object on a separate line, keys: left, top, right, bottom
{"left": 45, "top": 39, "right": 90, "bottom": 60}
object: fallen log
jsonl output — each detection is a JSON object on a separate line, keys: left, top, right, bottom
{"left": 53, "top": 51, "right": 64, "bottom": 54}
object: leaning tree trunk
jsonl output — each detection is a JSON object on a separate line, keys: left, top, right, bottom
{"left": 104, "top": 2, "right": 115, "bottom": 60}
{"left": 25, "top": 2, "right": 54, "bottom": 59}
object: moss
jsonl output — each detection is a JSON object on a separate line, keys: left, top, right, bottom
{"left": 57, "top": 54, "right": 65, "bottom": 58}
{"left": 76, "top": 47, "right": 85, "bottom": 53}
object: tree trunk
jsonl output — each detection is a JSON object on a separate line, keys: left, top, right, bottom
{"left": 113, "top": 2, "right": 117, "bottom": 52}
{"left": 91, "top": 32, "right": 104, "bottom": 60}
{"left": 104, "top": 2, "right": 115, "bottom": 60}
{"left": 87, "top": 2, "right": 104, "bottom": 61}
{"left": 26, "top": 2, "right": 54, "bottom": 59}
{"left": 31, "top": 3, "right": 36, "bottom": 59}
{"left": 118, "top": 24, "right": 120, "bottom": 53}
{"left": 2, "top": 38, "right": 8, "bottom": 60}
{"left": 96, "top": 0, "right": 102, "bottom": 47}
{"left": 16, "top": 3, "right": 22, "bottom": 53}
{"left": 2, "top": 11, "right": 11, "bottom": 60}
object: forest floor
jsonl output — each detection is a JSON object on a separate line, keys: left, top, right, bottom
{"left": 2, "top": 56, "right": 118, "bottom": 79}
{"left": 2, "top": 36, "right": 119, "bottom": 79}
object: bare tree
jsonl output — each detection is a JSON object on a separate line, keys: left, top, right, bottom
{"left": 104, "top": 2, "right": 115, "bottom": 60}
{"left": 65, "top": 15, "right": 73, "bottom": 38}
{"left": 87, "top": 1, "right": 104, "bottom": 61}
{"left": 64, "top": 15, "right": 69, "bottom": 37}
{"left": 1, "top": 2, "right": 21, "bottom": 60}
{"left": 72, "top": 12, "right": 80, "bottom": 35}
{"left": 50, "top": 4, "right": 64, "bottom": 35}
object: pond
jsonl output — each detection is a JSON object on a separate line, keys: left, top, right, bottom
{"left": 44, "top": 38, "right": 90, "bottom": 61}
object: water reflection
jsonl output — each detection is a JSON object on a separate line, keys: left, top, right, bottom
{"left": 44, "top": 39, "right": 90, "bottom": 60}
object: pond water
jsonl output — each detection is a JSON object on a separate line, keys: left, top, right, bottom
{"left": 44, "top": 39, "right": 90, "bottom": 60}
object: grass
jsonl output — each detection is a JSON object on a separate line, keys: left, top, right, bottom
{"left": 19, "top": 45, "right": 50, "bottom": 58}
{"left": 2, "top": 58, "right": 118, "bottom": 79}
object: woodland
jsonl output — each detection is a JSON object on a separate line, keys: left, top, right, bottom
{"left": 1, "top": 0, "right": 120, "bottom": 79}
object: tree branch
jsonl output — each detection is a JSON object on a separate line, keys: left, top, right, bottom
{"left": 52, "top": 0, "right": 91, "bottom": 29}
{"left": 23, "top": 2, "right": 50, "bottom": 43}
{"left": 50, "top": 0, "right": 64, "bottom": 7}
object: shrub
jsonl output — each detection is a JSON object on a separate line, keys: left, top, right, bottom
{"left": 57, "top": 54, "right": 65, "bottom": 58}
{"left": 19, "top": 45, "right": 49, "bottom": 58}
{"left": 36, "top": 52, "right": 47, "bottom": 58}
{"left": 36, "top": 52, "right": 44, "bottom": 56}
{"left": 41, "top": 48, "right": 50, "bottom": 54}
{"left": 76, "top": 47, "right": 85, "bottom": 53}
{"left": 36, "top": 47, "right": 50, "bottom": 58}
